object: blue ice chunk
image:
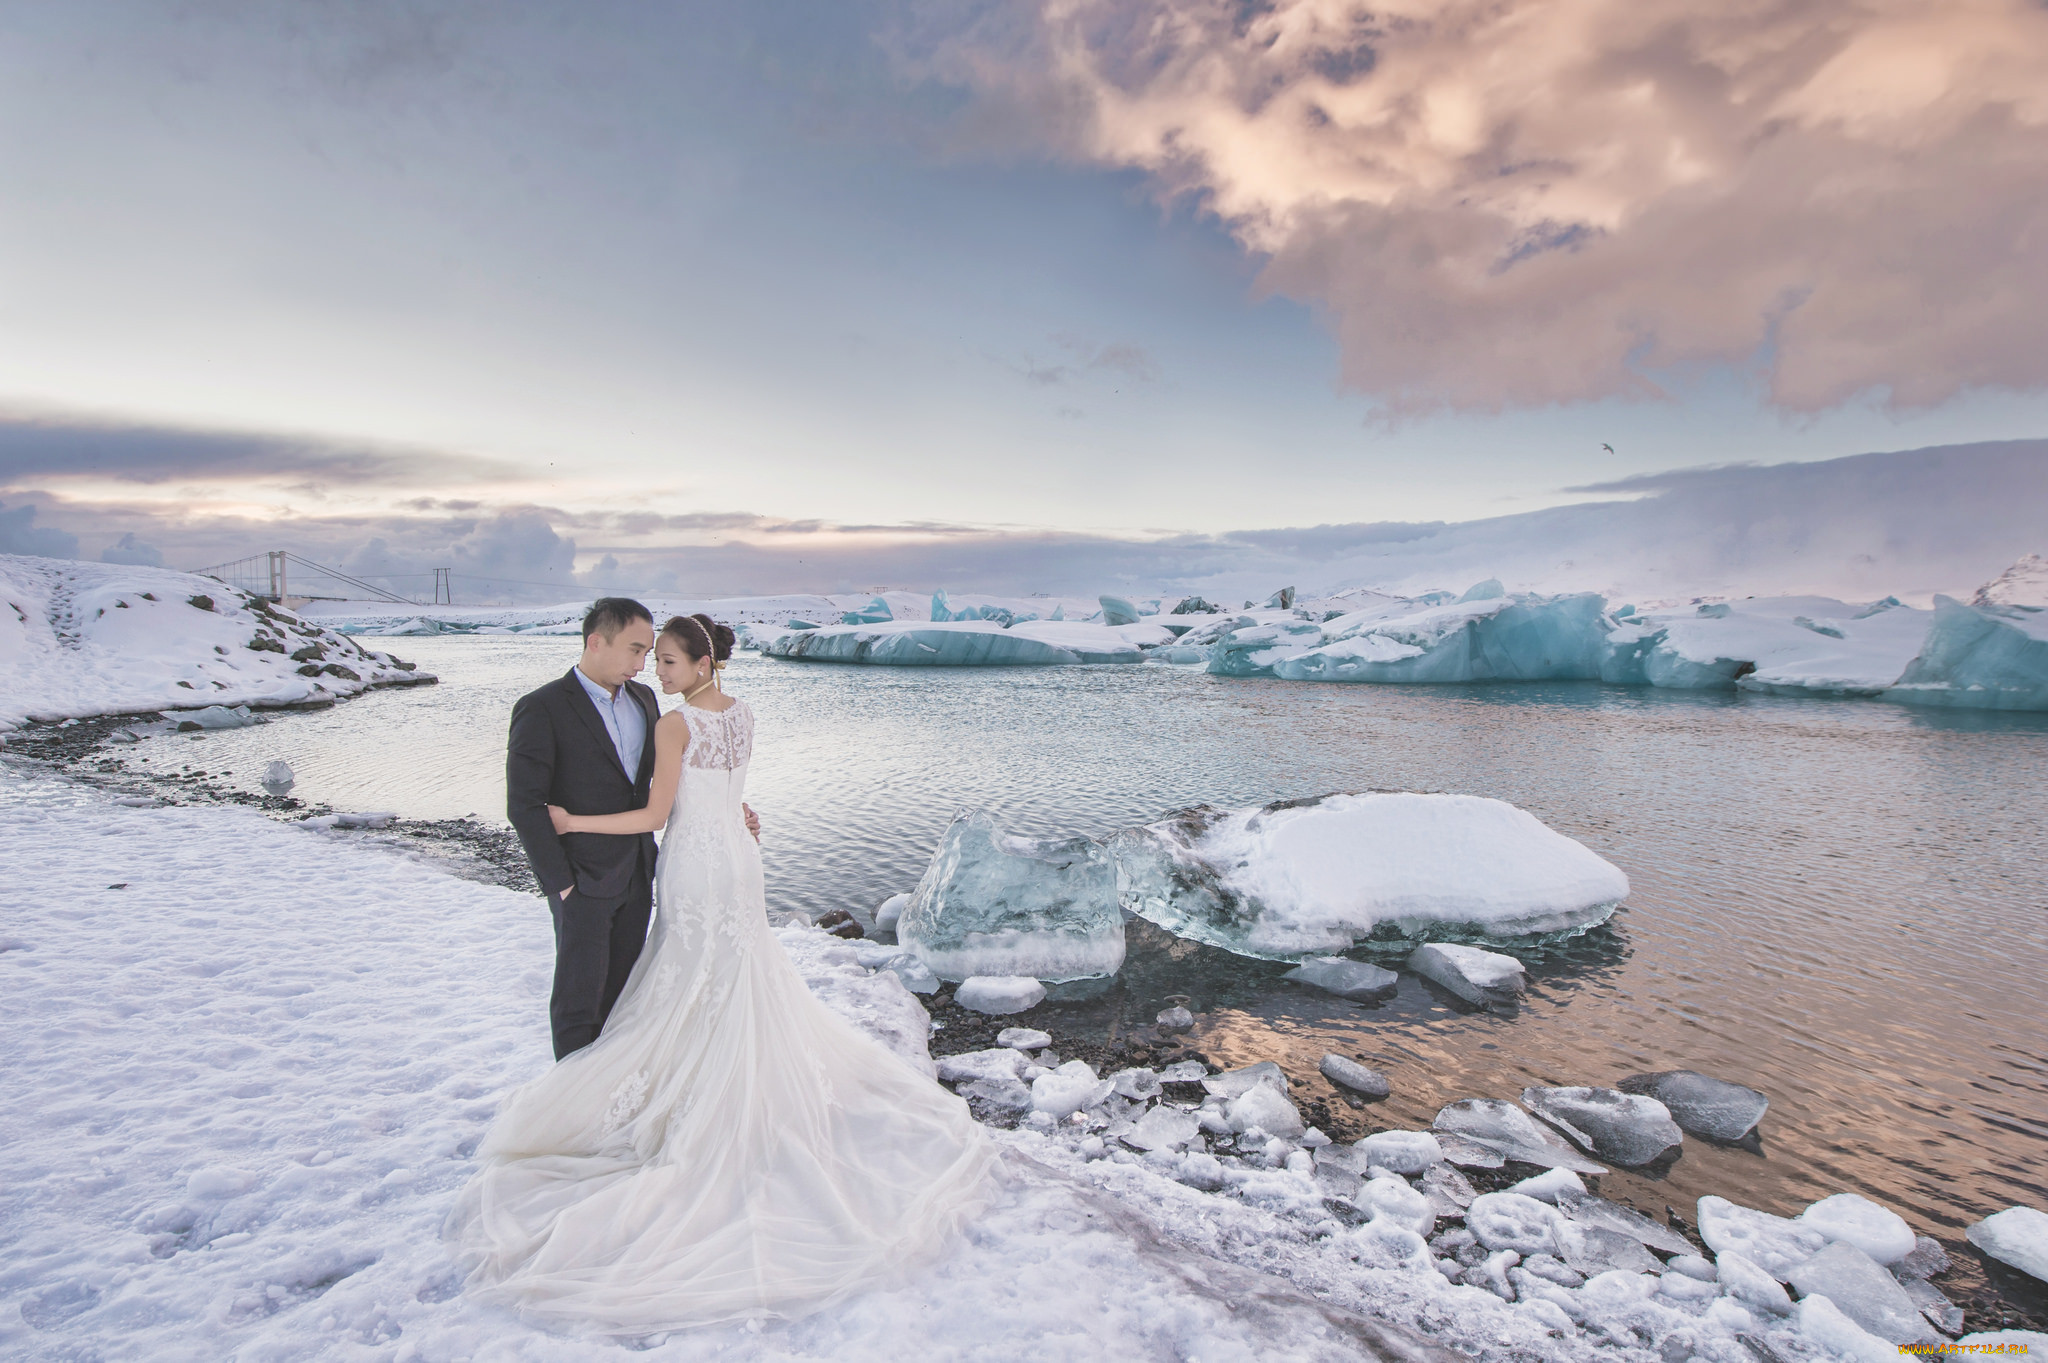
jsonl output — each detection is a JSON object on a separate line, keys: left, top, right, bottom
{"left": 1458, "top": 578, "right": 1505, "bottom": 602}
{"left": 765, "top": 622, "right": 1081, "bottom": 665}
{"left": 1696, "top": 602, "right": 1732, "bottom": 618}
{"left": 1208, "top": 620, "right": 1326, "bottom": 677}
{"left": 839, "top": 596, "right": 894, "bottom": 625}
{"left": 1884, "top": 596, "right": 2048, "bottom": 711}
{"left": 786, "top": 619, "right": 821, "bottom": 630}
{"left": 1274, "top": 595, "right": 1611, "bottom": 684}
{"left": 1100, "top": 595, "right": 1141, "bottom": 626}
{"left": 930, "top": 588, "right": 955, "bottom": 622}
{"left": 1050, "top": 605, "right": 1065, "bottom": 621}
{"left": 899, "top": 811, "right": 1125, "bottom": 982}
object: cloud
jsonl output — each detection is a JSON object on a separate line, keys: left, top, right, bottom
{"left": 915, "top": 0, "right": 2048, "bottom": 414}
{"left": 99, "top": 532, "right": 165, "bottom": 567}
{"left": 9, "top": 440, "right": 2041, "bottom": 605}
{"left": 0, "top": 413, "right": 516, "bottom": 488}
{"left": 0, "top": 502, "right": 79, "bottom": 559}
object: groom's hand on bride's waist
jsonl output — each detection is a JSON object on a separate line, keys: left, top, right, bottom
{"left": 744, "top": 804, "right": 760, "bottom": 842}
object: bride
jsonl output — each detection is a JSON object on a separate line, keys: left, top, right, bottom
{"left": 446, "top": 613, "right": 993, "bottom": 1333}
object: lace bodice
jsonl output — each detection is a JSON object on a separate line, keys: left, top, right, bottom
{"left": 679, "top": 699, "right": 753, "bottom": 770}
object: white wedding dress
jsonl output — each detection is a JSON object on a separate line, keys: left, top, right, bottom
{"left": 447, "top": 700, "right": 994, "bottom": 1333}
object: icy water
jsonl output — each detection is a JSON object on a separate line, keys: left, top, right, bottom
{"left": 134, "top": 636, "right": 2048, "bottom": 1294}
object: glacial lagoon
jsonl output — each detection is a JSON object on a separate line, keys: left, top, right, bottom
{"left": 125, "top": 633, "right": 2048, "bottom": 1309}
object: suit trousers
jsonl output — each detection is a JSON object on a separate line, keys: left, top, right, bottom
{"left": 546, "top": 864, "right": 654, "bottom": 1060}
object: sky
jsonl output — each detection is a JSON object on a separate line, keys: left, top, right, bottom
{"left": 0, "top": 0, "right": 2045, "bottom": 601}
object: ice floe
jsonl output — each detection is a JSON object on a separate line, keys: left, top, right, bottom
{"left": 1111, "top": 793, "right": 1628, "bottom": 959}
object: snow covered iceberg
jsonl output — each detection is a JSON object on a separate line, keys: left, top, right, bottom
{"left": 0, "top": 554, "right": 434, "bottom": 730}
{"left": 1107, "top": 792, "right": 1628, "bottom": 960}
{"left": 898, "top": 811, "right": 1125, "bottom": 982}
{"left": 757, "top": 619, "right": 1165, "bottom": 666}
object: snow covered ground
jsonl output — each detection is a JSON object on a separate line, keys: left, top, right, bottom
{"left": 9, "top": 770, "right": 2039, "bottom": 1361}
{"left": 0, "top": 555, "right": 432, "bottom": 731}
{"left": 0, "top": 773, "right": 1451, "bottom": 1362}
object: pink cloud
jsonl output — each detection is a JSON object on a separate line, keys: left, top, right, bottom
{"left": 919, "top": 0, "right": 2048, "bottom": 413}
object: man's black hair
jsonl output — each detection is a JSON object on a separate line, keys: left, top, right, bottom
{"left": 582, "top": 596, "right": 654, "bottom": 642}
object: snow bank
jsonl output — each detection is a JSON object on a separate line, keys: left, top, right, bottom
{"left": 0, "top": 554, "right": 432, "bottom": 730}
{"left": 1110, "top": 793, "right": 1629, "bottom": 959}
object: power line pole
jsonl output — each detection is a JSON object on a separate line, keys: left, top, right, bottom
{"left": 433, "top": 567, "right": 453, "bottom": 605}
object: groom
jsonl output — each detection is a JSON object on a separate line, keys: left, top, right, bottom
{"left": 505, "top": 598, "right": 665, "bottom": 1060}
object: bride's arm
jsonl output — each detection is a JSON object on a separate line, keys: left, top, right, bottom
{"left": 549, "top": 711, "right": 688, "bottom": 835}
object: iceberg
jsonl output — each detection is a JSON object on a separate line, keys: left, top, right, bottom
{"left": 764, "top": 620, "right": 1082, "bottom": 666}
{"left": 838, "top": 596, "right": 894, "bottom": 625}
{"left": 1007, "top": 619, "right": 1170, "bottom": 661}
{"left": 1176, "top": 581, "right": 2048, "bottom": 709}
{"left": 1098, "top": 595, "right": 1141, "bottom": 626}
{"left": 1883, "top": 595, "right": 2048, "bottom": 711}
{"left": 1109, "top": 793, "right": 1627, "bottom": 960}
{"left": 761, "top": 619, "right": 1156, "bottom": 666}
{"left": 897, "top": 811, "right": 1124, "bottom": 982}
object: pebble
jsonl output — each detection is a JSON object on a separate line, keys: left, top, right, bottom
{"left": 1318, "top": 1053, "right": 1390, "bottom": 1098}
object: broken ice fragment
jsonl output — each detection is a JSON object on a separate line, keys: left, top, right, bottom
{"left": 1966, "top": 1205, "right": 2048, "bottom": 1283}
{"left": 261, "top": 759, "right": 294, "bottom": 793}
{"left": 1786, "top": 1241, "right": 1941, "bottom": 1345}
{"left": 1318, "top": 1054, "right": 1390, "bottom": 1098}
{"left": 899, "top": 811, "right": 1124, "bottom": 983}
{"left": 1521, "top": 1086, "right": 1683, "bottom": 1166}
{"left": 1121, "top": 1104, "right": 1201, "bottom": 1152}
{"left": 1798, "top": 1192, "right": 1916, "bottom": 1265}
{"left": 1358, "top": 1130, "right": 1441, "bottom": 1176}
{"left": 1554, "top": 1190, "right": 1693, "bottom": 1256}
{"left": 996, "top": 1027, "right": 1050, "bottom": 1051}
{"left": 1697, "top": 1195, "right": 1828, "bottom": 1279}
{"left": 1281, "top": 957, "right": 1398, "bottom": 1002}
{"left": 1616, "top": 1069, "right": 1768, "bottom": 1141}
{"left": 1432, "top": 1098, "right": 1606, "bottom": 1175}
{"left": 952, "top": 976, "right": 1046, "bottom": 1015}
{"left": 1466, "top": 1192, "right": 1563, "bottom": 1256}
{"left": 1409, "top": 943, "right": 1526, "bottom": 1009}
{"left": 1201, "top": 1061, "right": 1290, "bottom": 1099}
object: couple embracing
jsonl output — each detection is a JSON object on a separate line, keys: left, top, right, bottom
{"left": 444, "top": 599, "right": 992, "bottom": 1333}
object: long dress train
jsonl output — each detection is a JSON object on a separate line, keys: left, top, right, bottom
{"left": 446, "top": 700, "right": 993, "bottom": 1332}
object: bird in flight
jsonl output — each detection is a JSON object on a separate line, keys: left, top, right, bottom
{"left": 1601, "top": 443, "right": 1615, "bottom": 454}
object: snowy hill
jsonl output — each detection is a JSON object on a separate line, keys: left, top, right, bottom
{"left": 0, "top": 555, "right": 434, "bottom": 730}
{"left": 1974, "top": 554, "right": 2048, "bottom": 609}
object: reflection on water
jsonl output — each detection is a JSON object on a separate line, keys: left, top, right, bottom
{"left": 132, "top": 637, "right": 2048, "bottom": 1267}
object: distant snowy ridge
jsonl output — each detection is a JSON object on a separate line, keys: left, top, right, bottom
{"left": 1974, "top": 554, "right": 2048, "bottom": 610}
{"left": 0, "top": 553, "right": 433, "bottom": 730}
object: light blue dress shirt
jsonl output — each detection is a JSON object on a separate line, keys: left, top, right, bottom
{"left": 573, "top": 666, "right": 647, "bottom": 781}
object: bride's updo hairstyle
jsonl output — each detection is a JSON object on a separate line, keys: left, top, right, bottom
{"left": 661, "top": 613, "right": 734, "bottom": 666}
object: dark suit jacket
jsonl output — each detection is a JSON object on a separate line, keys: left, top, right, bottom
{"left": 507, "top": 668, "right": 660, "bottom": 900}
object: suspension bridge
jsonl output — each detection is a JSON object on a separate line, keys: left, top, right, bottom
{"left": 189, "top": 551, "right": 455, "bottom": 608}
